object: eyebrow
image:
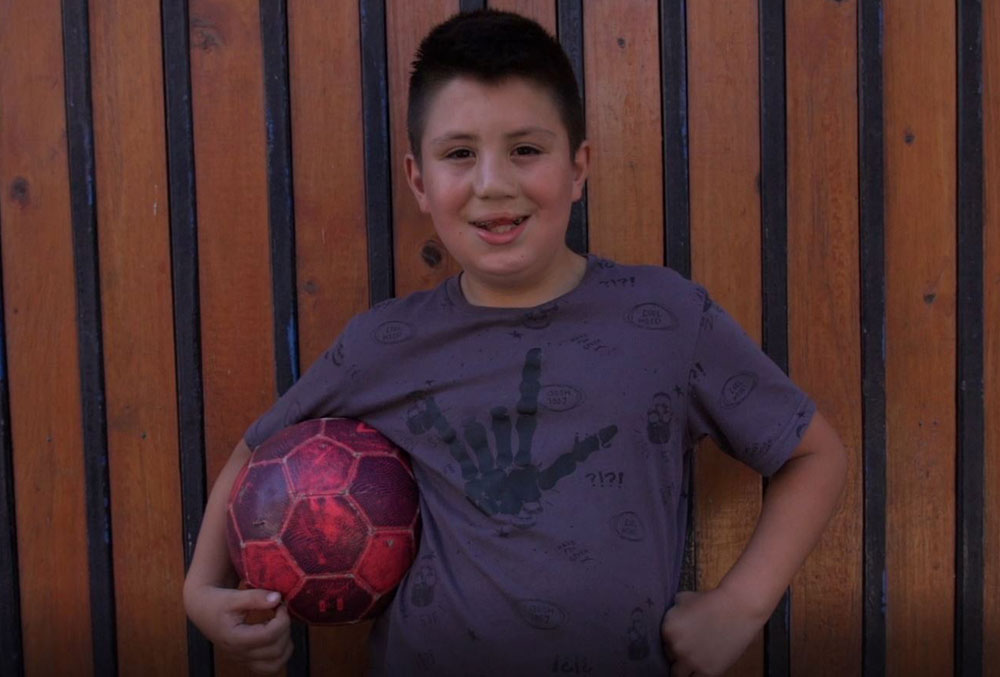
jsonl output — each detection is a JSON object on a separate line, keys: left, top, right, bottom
{"left": 428, "top": 127, "right": 557, "bottom": 146}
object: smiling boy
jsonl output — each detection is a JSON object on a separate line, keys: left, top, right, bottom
{"left": 184, "top": 10, "right": 846, "bottom": 676}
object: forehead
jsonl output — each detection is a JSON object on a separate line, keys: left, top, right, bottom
{"left": 421, "top": 76, "right": 567, "bottom": 142}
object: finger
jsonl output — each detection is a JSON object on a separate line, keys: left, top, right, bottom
{"left": 463, "top": 418, "right": 492, "bottom": 473}
{"left": 514, "top": 348, "right": 542, "bottom": 465}
{"left": 230, "top": 603, "right": 291, "bottom": 651}
{"left": 229, "top": 588, "right": 282, "bottom": 613}
{"left": 248, "top": 637, "right": 294, "bottom": 675}
{"left": 672, "top": 590, "right": 696, "bottom": 605}
{"left": 424, "top": 397, "right": 476, "bottom": 480}
{"left": 490, "top": 406, "right": 513, "bottom": 467}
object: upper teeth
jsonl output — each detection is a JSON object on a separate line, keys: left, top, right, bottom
{"left": 474, "top": 216, "right": 526, "bottom": 228}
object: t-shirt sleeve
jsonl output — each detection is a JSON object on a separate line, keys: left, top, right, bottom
{"left": 685, "top": 288, "right": 816, "bottom": 476}
{"left": 243, "top": 320, "right": 358, "bottom": 450}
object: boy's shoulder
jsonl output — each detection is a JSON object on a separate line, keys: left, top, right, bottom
{"left": 587, "top": 255, "right": 708, "bottom": 312}
{"left": 337, "top": 277, "right": 455, "bottom": 341}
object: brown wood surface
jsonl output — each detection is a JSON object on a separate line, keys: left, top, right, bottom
{"left": 785, "top": 1, "right": 862, "bottom": 674}
{"left": 388, "top": 0, "right": 462, "bottom": 297}
{"left": 984, "top": 0, "right": 999, "bottom": 671}
{"left": 488, "top": 0, "right": 556, "bottom": 35}
{"left": 286, "top": 1, "right": 373, "bottom": 674}
{"left": 3, "top": 2, "right": 995, "bottom": 674}
{"left": 686, "top": 2, "right": 763, "bottom": 674}
{"left": 0, "top": 0, "right": 95, "bottom": 674}
{"left": 583, "top": 0, "right": 663, "bottom": 266}
{"left": 884, "top": 1, "right": 957, "bottom": 675}
{"left": 88, "top": 0, "right": 189, "bottom": 673}
{"left": 188, "top": 1, "right": 276, "bottom": 674}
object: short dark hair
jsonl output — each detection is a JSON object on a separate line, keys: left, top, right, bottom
{"left": 407, "top": 9, "right": 585, "bottom": 162}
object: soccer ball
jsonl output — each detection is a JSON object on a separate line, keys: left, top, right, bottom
{"left": 226, "top": 418, "right": 420, "bottom": 624}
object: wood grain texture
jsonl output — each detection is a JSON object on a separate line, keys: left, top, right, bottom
{"left": 188, "top": 1, "right": 276, "bottom": 674}
{"left": 583, "top": 0, "right": 662, "bottom": 265}
{"left": 387, "top": 0, "right": 462, "bottom": 297}
{"left": 0, "top": 0, "right": 95, "bottom": 674}
{"left": 287, "top": 1, "right": 372, "bottom": 674}
{"left": 884, "top": 1, "right": 957, "bottom": 674}
{"left": 984, "top": 0, "right": 999, "bottom": 671}
{"left": 488, "top": 0, "right": 556, "bottom": 35}
{"left": 88, "top": 0, "right": 188, "bottom": 673}
{"left": 686, "top": 2, "right": 762, "bottom": 673}
{"left": 785, "top": 1, "right": 862, "bottom": 674}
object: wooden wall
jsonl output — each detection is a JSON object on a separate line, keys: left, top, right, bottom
{"left": 0, "top": 1, "right": 995, "bottom": 675}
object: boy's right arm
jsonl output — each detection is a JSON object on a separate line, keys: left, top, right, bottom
{"left": 183, "top": 439, "right": 295, "bottom": 674}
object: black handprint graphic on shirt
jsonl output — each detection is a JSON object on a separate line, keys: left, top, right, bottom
{"left": 406, "top": 348, "right": 618, "bottom": 526}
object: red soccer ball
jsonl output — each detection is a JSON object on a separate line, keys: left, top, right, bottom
{"left": 226, "top": 418, "right": 420, "bottom": 624}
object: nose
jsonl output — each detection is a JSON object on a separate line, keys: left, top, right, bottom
{"left": 472, "top": 151, "right": 515, "bottom": 199}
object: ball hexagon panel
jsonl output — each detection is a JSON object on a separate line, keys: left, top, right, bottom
{"left": 286, "top": 437, "right": 354, "bottom": 495}
{"left": 243, "top": 541, "right": 302, "bottom": 595}
{"left": 291, "top": 576, "right": 374, "bottom": 625}
{"left": 231, "top": 462, "right": 292, "bottom": 542}
{"left": 356, "top": 531, "right": 416, "bottom": 592}
{"left": 253, "top": 418, "right": 324, "bottom": 462}
{"left": 351, "top": 455, "right": 419, "bottom": 528}
{"left": 283, "top": 495, "right": 368, "bottom": 574}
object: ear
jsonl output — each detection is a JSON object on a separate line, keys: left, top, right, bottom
{"left": 570, "top": 140, "right": 590, "bottom": 202}
{"left": 404, "top": 153, "right": 431, "bottom": 213}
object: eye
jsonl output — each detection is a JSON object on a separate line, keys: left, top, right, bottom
{"left": 444, "top": 148, "right": 473, "bottom": 160}
{"left": 512, "top": 145, "right": 541, "bottom": 157}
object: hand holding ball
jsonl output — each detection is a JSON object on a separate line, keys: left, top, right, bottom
{"left": 226, "top": 418, "right": 420, "bottom": 624}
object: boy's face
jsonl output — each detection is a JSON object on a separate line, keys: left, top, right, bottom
{"left": 405, "top": 76, "right": 589, "bottom": 304}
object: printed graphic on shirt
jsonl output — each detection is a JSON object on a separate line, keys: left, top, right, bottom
{"left": 647, "top": 392, "right": 673, "bottom": 444}
{"left": 720, "top": 371, "right": 758, "bottom": 409}
{"left": 611, "top": 511, "right": 646, "bottom": 542}
{"left": 372, "top": 320, "right": 415, "bottom": 344}
{"left": 539, "top": 384, "right": 585, "bottom": 412}
{"left": 410, "top": 561, "right": 437, "bottom": 608}
{"left": 516, "top": 598, "right": 566, "bottom": 629}
{"left": 522, "top": 303, "right": 561, "bottom": 329}
{"left": 405, "top": 348, "right": 618, "bottom": 527}
{"left": 625, "top": 302, "right": 679, "bottom": 330}
{"left": 626, "top": 606, "right": 651, "bottom": 660}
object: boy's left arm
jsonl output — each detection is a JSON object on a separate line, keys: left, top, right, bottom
{"left": 661, "top": 409, "right": 848, "bottom": 677}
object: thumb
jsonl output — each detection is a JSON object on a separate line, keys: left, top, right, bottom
{"left": 233, "top": 587, "right": 282, "bottom": 611}
{"left": 672, "top": 590, "right": 696, "bottom": 606}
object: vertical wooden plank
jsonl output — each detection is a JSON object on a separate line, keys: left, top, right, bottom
{"left": 686, "top": 2, "right": 763, "bottom": 675}
{"left": 583, "top": 0, "right": 662, "bottom": 266}
{"left": 757, "top": 2, "right": 790, "bottom": 669}
{"left": 258, "top": 5, "right": 311, "bottom": 672}
{"left": 956, "top": 2, "right": 985, "bottom": 675}
{"left": 489, "top": 0, "right": 556, "bottom": 35}
{"left": 387, "top": 0, "right": 460, "bottom": 297}
{"left": 556, "top": 0, "right": 587, "bottom": 253}
{"left": 0, "top": 262, "right": 21, "bottom": 677}
{"left": 88, "top": 0, "right": 189, "bottom": 673}
{"left": 660, "top": 0, "right": 690, "bottom": 278}
{"left": 62, "top": 1, "right": 119, "bottom": 671}
{"left": 982, "top": 0, "right": 999, "bottom": 672}
{"left": 0, "top": 0, "right": 95, "bottom": 674}
{"left": 287, "top": 1, "right": 373, "bottom": 675}
{"left": 884, "top": 1, "right": 956, "bottom": 675}
{"left": 162, "top": 0, "right": 214, "bottom": 672}
{"left": 858, "top": 1, "right": 888, "bottom": 673}
{"left": 360, "top": 0, "right": 395, "bottom": 305}
{"left": 785, "top": 1, "right": 863, "bottom": 674}
{"left": 188, "top": 1, "right": 276, "bottom": 674}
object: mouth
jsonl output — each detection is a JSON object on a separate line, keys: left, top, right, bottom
{"left": 470, "top": 215, "right": 528, "bottom": 234}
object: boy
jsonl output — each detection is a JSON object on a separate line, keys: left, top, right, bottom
{"left": 184, "top": 10, "right": 846, "bottom": 676}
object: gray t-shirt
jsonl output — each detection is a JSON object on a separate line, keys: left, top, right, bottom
{"left": 245, "top": 255, "right": 815, "bottom": 676}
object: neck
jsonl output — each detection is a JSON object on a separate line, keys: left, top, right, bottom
{"left": 460, "top": 250, "right": 588, "bottom": 308}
